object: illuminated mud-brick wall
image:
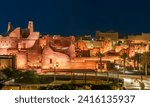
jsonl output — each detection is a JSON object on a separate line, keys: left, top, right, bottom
{"left": 101, "top": 41, "right": 112, "bottom": 53}
{"left": 115, "top": 45, "right": 128, "bottom": 53}
{"left": 0, "top": 37, "right": 18, "bottom": 49}
{"left": 77, "top": 40, "right": 88, "bottom": 50}
{"left": 70, "top": 61, "right": 97, "bottom": 69}
{"left": 90, "top": 48, "right": 100, "bottom": 57}
{"left": 66, "top": 44, "right": 76, "bottom": 59}
{"left": 16, "top": 53, "right": 27, "bottom": 69}
{"left": 42, "top": 46, "right": 70, "bottom": 69}
{"left": 27, "top": 52, "right": 41, "bottom": 68}
{"left": 0, "top": 49, "right": 7, "bottom": 55}
{"left": 128, "top": 45, "right": 135, "bottom": 58}
{"left": 39, "top": 37, "right": 47, "bottom": 48}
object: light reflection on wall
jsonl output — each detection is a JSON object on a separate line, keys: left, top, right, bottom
{"left": 16, "top": 53, "right": 27, "bottom": 69}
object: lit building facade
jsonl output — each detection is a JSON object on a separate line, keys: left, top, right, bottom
{"left": 1, "top": 22, "right": 150, "bottom": 73}
{"left": 0, "top": 21, "right": 76, "bottom": 72}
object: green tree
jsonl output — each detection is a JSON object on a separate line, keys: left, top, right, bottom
{"left": 133, "top": 53, "right": 141, "bottom": 70}
{"left": 96, "top": 52, "right": 104, "bottom": 72}
{"left": 120, "top": 53, "right": 128, "bottom": 73}
{"left": 140, "top": 52, "right": 150, "bottom": 76}
{"left": 0, "top": 68, "right": 22, "bottom": 80}
{"left": 16, "top": 70, "right": 39, "bottom": 84}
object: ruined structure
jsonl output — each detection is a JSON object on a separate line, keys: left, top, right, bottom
{"left": 0, "top": 21, "right": 76, "bottom": 72}
{"left": 1, "top": 21, "right": 150, "bottom": 73}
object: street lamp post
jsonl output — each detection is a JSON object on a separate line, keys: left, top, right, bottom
{"left": 53, "top": 62, "right": 59, "bottom": 82}
{"left": 117, "top": 69, "right": 119, "bottom": 89}
{"left": 115, "top": 61, "right": 120, "bottom": 89}
{"left": 53, "top": 64, "right": 56, "bottom": 82}
{"left": 95, "top": 64, "right": 98, "bottom": 84}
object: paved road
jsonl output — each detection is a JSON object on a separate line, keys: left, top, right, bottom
{"left": 123, "top": 78, "right": 150, "bottom": 90}
{"left": 2, "top": 69, "right": 150, "bottom": 90}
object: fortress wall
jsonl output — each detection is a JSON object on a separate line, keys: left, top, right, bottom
{"left": 16, "top": 53, "right": 27, "bottom": 69}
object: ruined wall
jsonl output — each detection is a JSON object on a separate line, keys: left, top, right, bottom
{"left": 39, "top": 37, "right": 47, "bottom": 48}
{"left": 66, "top": 43, "right": 76, "bottom": 59}
{"left": 0, "top": 37, "right": 10, "bottom": 49}
{"left": 27, "top": 52, "right": 41, "bottom": 68}
{"left": 7, "top": 49, "right": 18, "bottom": 55}
{"left": 0, "top": 37, "right": 18, "bottom": 49}
{"left": 70, "top": 61, "right": 97, "bottom": 69}
{"left": 16, "top": 52, "right": 27, "bottom": 69}
{"left": 90, "top": 48, "right": 100, "bottom": 57}
{"left": 115, "top": 45, "right": 128, "bottom": 53}
{"left": 28, "top": 21, "right": 34, "bottom": 34}
{"left": 27, "top": 32, "right": 39, "bottom": 40}
{"left": 9, "top": 27, "right": 21, "bottom": 39}
{"left": 129, "top": 46, "right": 135, "bottom": 58}
{"left": 18, "top": 39, "right": 37, "bottom": 49}
{"left": 77, "top": 40, "right": 88, "bottom": 50}
{"left": 0, "top": 49, "right": 7, "bottom": 55}
{"left": 18, "top": 32, "right": 40, "bottom": 49}
{"left": 102, "top": 41, "right": 112, "bottom": 53}
{"left": 42, "top": 45, "right": 70, "bottom": 69}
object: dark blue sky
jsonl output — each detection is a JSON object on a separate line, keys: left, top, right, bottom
{"left": 0, "top": 0, "right": 150, "bottom": 36}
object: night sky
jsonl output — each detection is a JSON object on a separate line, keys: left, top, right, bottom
{"left": 0, "top": 0, "right": 150, "bottom": 36}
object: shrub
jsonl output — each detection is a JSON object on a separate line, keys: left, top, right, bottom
{"left": 0, "top": 68, "right": 22, "bottom": 79}
{"left": 16, "top": 70, "right": 40, "bottom": 84}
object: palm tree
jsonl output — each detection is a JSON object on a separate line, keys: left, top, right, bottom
{"left": 133, "top": 53, "right": 141, "bottom": 71}
{"left": 120, "top": 53, "right": 128, "bottom": 74}
{"left": 140, "top": 52, "right": 150, "bottom": 76}
{"left": 96, "top": 51, "right": 104, "bottom": 72}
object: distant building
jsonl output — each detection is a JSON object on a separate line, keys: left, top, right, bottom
{"left": 128, "top": 33, "right": 150, "bottom": 40}
{"left": 95, "top": 30, "right": 119, "bottom": 41}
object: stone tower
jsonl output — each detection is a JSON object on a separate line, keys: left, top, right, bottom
{"left": 28, "top": 21, "right": 34, "bottom": 34}
{"left": 7, "top": 22, "right": 13, "bottom": 32}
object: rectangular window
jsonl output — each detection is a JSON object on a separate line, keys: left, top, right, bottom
{"left": 50, "top": 58, "right": 52, "bottom": 64}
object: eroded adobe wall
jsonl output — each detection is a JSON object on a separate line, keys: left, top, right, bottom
{"left": 9, "top": 27, "right": 21, "bottom": 38}
{"left": 16, "top": 52, "right": 27, "bottom": 69}
{"left": 0, "top": 37, "right": 18, "bottom": 49}
{"left": 66, "top": 43, "right": 76, "bottom": 59}
{"left": 0, "top": 49, "right": 7, "bottom": 55}
{"left": 27, "top": 52, "right": 41, "bottom": 67}
{"left": 42, "top": 45, "right": 70, "bottom": 69}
